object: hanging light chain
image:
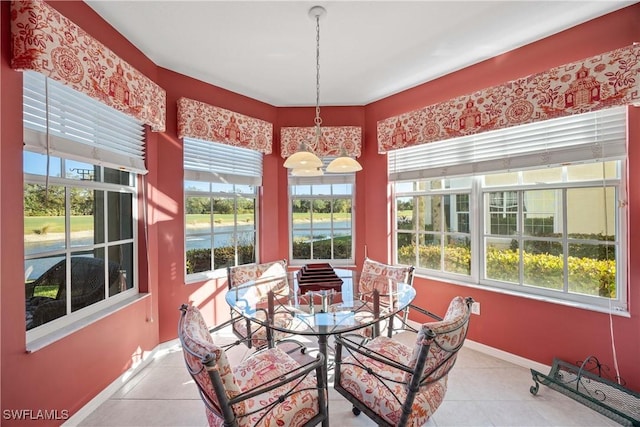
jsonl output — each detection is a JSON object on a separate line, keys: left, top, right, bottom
{"left": 314, "top": 12, "right": 322, "bottom": 128}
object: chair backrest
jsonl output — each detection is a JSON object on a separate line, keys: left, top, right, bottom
{"left": 359, "top": 257, "right": 414, "bottom": 294}
{"left": 178, "top": 304, "right": 244, "bottom": 417}
{"left": 405, "top": 296, "right": 472, "bottom": 388}
{"left": 227, "top": 259, "right": 288, "bottom": 300}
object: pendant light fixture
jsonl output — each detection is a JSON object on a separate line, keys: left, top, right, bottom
{"left": 326, "top": 148, "right": 363, "bottom": 172}
{"left": 284, "top": 5, "right": 362, "bottom": 175}
{"left": 291, "top": 167, "right": 324, "bottom": 177}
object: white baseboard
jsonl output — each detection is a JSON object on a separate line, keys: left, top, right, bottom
{"left": 402, "top": 318, "right": 551, "bottom": 373}
{"left": 464, "top": 339, "right": 551, "bottom": 373}
{"left": 62, "top": 338, "right": 181, "bottom": 426}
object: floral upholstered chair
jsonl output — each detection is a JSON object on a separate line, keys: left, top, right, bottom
{"left": 333, "top": 296, "right": 473, "bottom": 427}
{"left": 227, "top": 259, "right": 296, "bottom": 349}
{"left": 178, "top": 304, "right": 327, "bottom": 427}
{"left": 357, "top": 257, "right": 415, "bottom": 338}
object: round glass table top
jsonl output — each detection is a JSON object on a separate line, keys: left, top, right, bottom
{"left": 225, "top": 268, "right": 416, "bottom": 337}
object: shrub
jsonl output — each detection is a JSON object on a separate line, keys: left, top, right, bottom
{"left": 293, "top": 236, "right": 352, "bottom": 259}
{"left": 400, "top": 244, "right": 615, "bottom": 298}
{"left": 398, "top": 244, "right": 470, "bottom": 274}
{"left": 186, "top": 245, "right": 255, "bottom": 274}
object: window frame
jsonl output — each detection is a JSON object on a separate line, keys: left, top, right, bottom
{"left": 24, "top": 157, "right": 140, "bottom": 343}
{"left": 183, "top": 139, "right": 262, "bottom": 282}
{"left": 288, "top": 170, "right": 356, "bottom": 267}
{"left": 392, "top": 163, "right": 628, "bottom": 313}
{"left": 184, "top": 181, "right": 259, "bottom": 282}
{"left": 394, "top": 179, "right": 474, "bottom": 279}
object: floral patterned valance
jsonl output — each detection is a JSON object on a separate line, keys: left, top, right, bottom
{"left": 177, "top": 97, "right": 273, "bottom": 154}
{"left": 378, "top": 44, "right": 640, "bottom": 153}
{"left": 11, "top": 0, "right": 166, "bottom": 132}
{"left": 280, "top": 126, "right": 362, "bottom": 158}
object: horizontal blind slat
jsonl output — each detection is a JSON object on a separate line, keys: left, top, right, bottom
{"left": 184, "top": 138, "right": 263, "bottom": 186}
{"left": 22, "top": 71, "right": 146, "bottom": 173}
{"left": 389, "top": 107, "right": 627, "bottom": 181}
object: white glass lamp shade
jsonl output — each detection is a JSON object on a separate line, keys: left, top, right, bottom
{"left": 326, "top": 156, "right": 362, "bottom": 173}
{"left": 283, "top": 151, "right": 323, "bottom": 169}
{"left": 291, "top": 167, "right": 324, "bottom": 177}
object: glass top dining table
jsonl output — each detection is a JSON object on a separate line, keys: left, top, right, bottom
{"left": 224, "top": 267, "right": 416, "bottom": 339}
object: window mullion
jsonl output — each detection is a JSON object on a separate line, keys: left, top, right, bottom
{"left": 65, "top": 187, "right": 72, "bottom": 316}
{"left": 471, "top": 177, "right": 481, "bottom": 282}
{"left": 562, "top": 188, "right": 570, "bottom": 293}
{"left": 518, "top": 190, "right": 524, "bottom": 287}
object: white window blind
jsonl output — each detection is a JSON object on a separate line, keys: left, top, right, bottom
{"left": 288, "top": 157, "right": 356, "bottom": 185}
{"left": 388, "top": 107, "right": 627, "bottom": 181}
{"left": 183, "top": 138, "right": 263, "bottom": 186}
{"left": 22, "top": 71, "right": 147, "bottom": 174}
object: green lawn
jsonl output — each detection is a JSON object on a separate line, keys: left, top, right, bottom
{"left": 186, "top": 212, "right": 351, "bottom": 225}
{"left": 24, "top": 216, "right": 95, "bottom": 235}
{"left": 26, "top": 212, "right": 353, "bottom": 235}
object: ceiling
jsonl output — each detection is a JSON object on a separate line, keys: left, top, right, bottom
{"left": 85, "top": 1, "right": 635, "bottom": 107}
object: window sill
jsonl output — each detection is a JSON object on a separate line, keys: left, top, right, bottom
{"left": 185, "top": 269, "right": 227, "bottom": 284}
{"left": 414, "top": 271, "right": 631, "bottom": 317}
{"left": 26, "top": 293, "right": 151, "bottom": 353}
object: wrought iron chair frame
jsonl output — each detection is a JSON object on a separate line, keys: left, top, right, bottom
{"left": 383, "top": 264, "right": 415, "bottom": 337}
{"left": 178, "top": 304, "right": 328, "bottom": 427}
{"left": 357, "top": 258, "right": 416, "bottom": 338}
{"left": 333, "top": 297, "right": 474, "bottom": 427}
{"left": 226, "top": 259, "right": 295, "bottom": 350}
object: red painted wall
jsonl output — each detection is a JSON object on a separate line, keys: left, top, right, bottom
{"left": 153, "top": 68, "right": 280, "bottom": 342}
{"left": 363, "top": 3, "right": 640, "bottom": 391}
{"left": 1, "top": 2, "right": 639, "bottom": 425}
{"left": 0, "top": 2, "right": 160, "bottom": 425}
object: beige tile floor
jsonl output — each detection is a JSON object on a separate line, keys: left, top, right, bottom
{"left": 72, "top": 326, "right": 621, "bottom": 427}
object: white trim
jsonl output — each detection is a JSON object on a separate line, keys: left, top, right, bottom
{"left": 464, "top": 339, "right": 551, "bottom": 373}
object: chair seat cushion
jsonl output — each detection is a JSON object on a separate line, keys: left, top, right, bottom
{"left": 209, "top": 347, "right": 321, "bottom": 427}
{"left": 338, "top": 336, "right": 448, "bottom": 426}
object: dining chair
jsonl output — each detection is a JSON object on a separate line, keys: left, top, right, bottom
{"left": 358, "top": 257, "right": 415, "bottom": 338}
{"left": 227, "top": 259, "right": 298, "bottom": 349}
{"left": 333, "top": 296, "right": 474, "bottom": 427}
{"left": 178, "top": 303, "right": 328, "bottom": 427}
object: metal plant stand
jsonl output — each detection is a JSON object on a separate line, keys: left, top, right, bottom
{"left": 530, "top": 356, "right": 640, "bottom": 426}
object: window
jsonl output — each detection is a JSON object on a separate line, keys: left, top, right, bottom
{"left": 184, "top": 139, "right": 261, "bottom": 279}
{"left": 289, "top": 159, "right": 355, "bottom": 265}
{"left": 391, "top": 107, "right": 627, "bottom": 311}
{"left": 395, "top": 178, "right": 472, "bottom": 275}
{"left": 23, "top": 72, "right": 142, "bottom": 337}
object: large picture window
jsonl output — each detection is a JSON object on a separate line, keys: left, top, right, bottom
{"left": 288, "top": 160, "right": 355, "bottom": 265}
{"left": 183, "top": 139, "right": 261, "bottom": 279}
{"left": 390, "top": 107, "right": 627, "bottom": 312}
{"left": 23, "top": 72, "right": 142, "bottom": 338}
{"left": 482, "top": 166, "right": 619, "bottom": 300}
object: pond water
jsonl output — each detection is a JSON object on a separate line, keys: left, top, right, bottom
{"left": 25, "top": 222, "right": 352, "bottom": 280}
